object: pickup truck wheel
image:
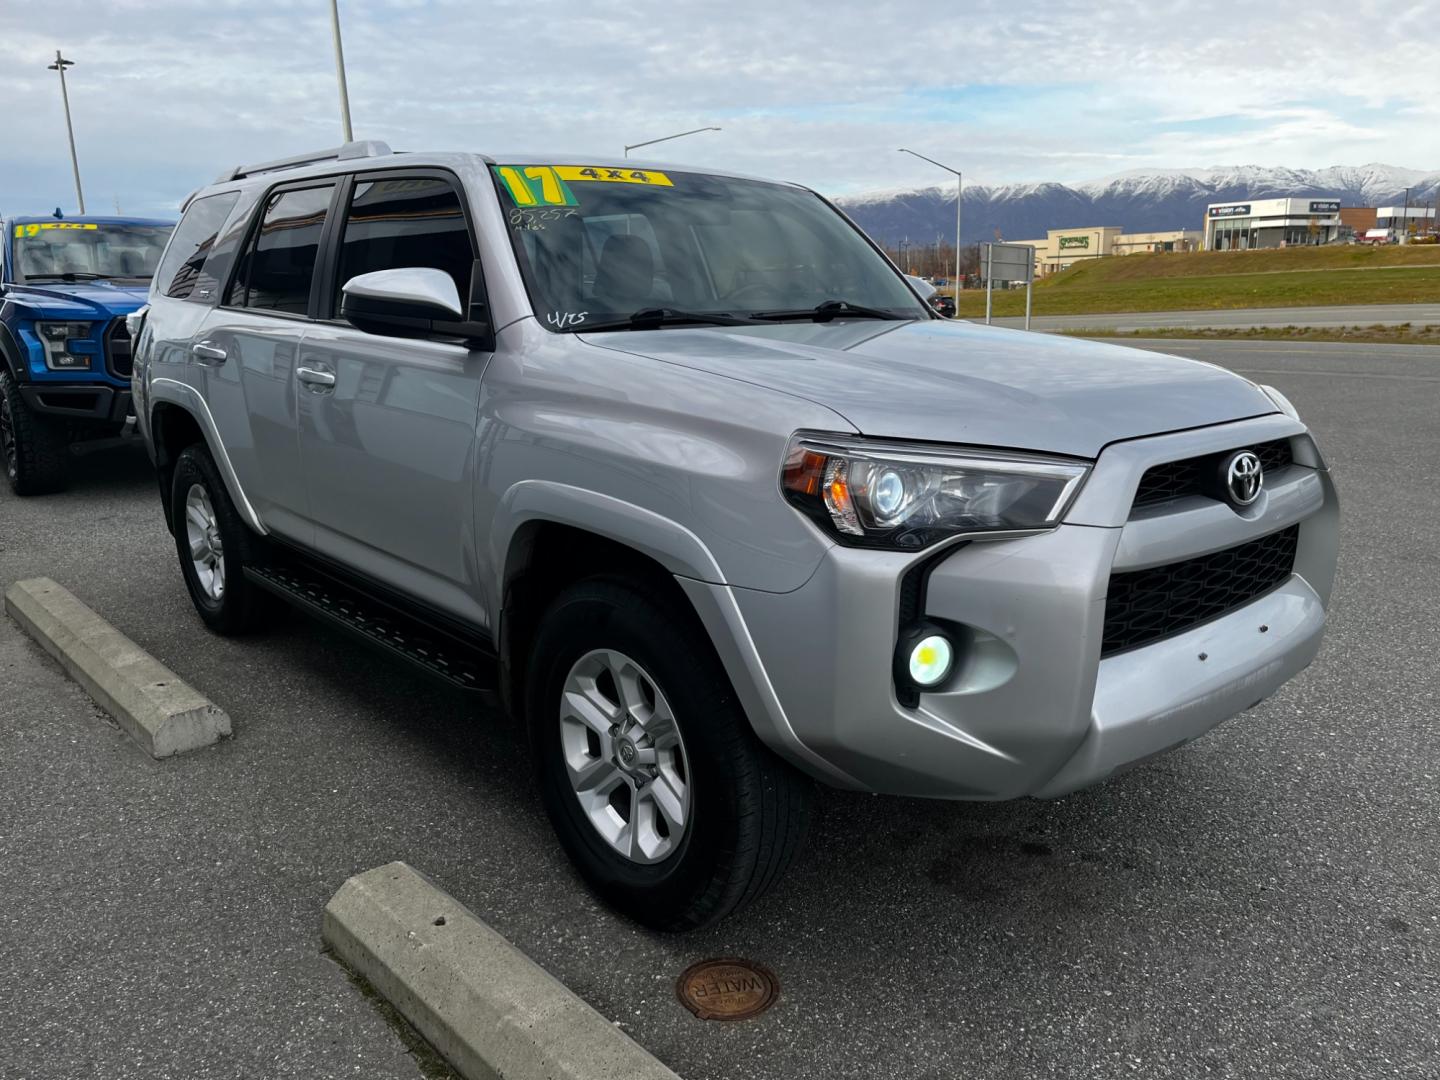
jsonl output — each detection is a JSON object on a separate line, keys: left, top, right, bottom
{"left": 170, "top": 443, "right": 272, "bottom": 635}
{"left": 529, "top": 577, "right": 812, "bottom": 931}
{"left": 0, "top": 368, "right": 68, "bottom": 495}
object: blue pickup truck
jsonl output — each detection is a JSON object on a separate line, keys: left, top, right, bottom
{"left": 1, "top": 214, "right": 174, "bottom": 494}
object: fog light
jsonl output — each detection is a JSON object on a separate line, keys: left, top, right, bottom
{"left": 908, "top": 634, "right": 953, "bottom": 687}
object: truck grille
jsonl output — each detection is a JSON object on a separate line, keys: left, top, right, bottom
{"left": 1101, "top": 524, "right": 1299, "bottom": 657}
{"left": 1133, "top": 439, "right": 1293, "bottom": 510}
{"left": 104, "top": 318, "right": 133, "bottom": 379}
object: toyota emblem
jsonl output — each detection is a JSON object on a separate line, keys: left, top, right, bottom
{"left": 1223, "top": 450, "right": 1263, "bottom": 507}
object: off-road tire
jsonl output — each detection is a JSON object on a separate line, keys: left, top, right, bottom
{"left": 0, "top": 368, "right": 68, "bottom": 495}
{"left": 529, "top": 575, "right": 813, "bottom": 931}
{"left": 170, "top": 442, "right": 274, "bottom": 635}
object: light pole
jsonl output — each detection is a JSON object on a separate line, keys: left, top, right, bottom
{"left": 329, "top": 0, "right": 354, "bottom": 141}
{"left": 47, "top": 51, "right": 85, "bottom": 214}
{"left": 624, "top": 126, "right": 720, "bottom": 158}
{"left": 899, "top": 149, "right": 961, "bottom": 293}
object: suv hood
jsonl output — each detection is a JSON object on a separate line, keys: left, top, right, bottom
{"left": 7, "top": 281, "right": 149, "bottom": 320}
{"left": 581, "top": 319, "right": 1276, "bottom": 458}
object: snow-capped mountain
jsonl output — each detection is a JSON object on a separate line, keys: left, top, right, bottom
{"left": 836, "top": 164, "right": 1440, "bottom": 245}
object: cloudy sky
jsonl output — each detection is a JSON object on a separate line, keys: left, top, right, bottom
{"left": 1, "top": 0, "right": 1436, "bottom": 217}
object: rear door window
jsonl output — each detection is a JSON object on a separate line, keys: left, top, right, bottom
{"left": 227, "top": 184, "right": 336, "bottom": 315}
{"left": 154, "top": 191, "right": 241, "bottom": 302}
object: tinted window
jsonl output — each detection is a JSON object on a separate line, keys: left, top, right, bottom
{"left": 155, "top": 192, "right": 241, "bottom": 301}
{"left": 229, "top": 184, "right": 335, "bottom": 314}
{"left": 335, "top": 178, "right": 473, "bottom": 302}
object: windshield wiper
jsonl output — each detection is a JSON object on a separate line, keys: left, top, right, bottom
{"left": 577, "top": 307, "right": 754, "bottom": 332}
{"left": 750, "top": 299, "right": 908, "bottom": 323}
{"left": 23, "top": 272, "right": 107, "bottom": 283}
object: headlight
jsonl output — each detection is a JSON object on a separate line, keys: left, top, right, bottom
{"left": 782, "top": 433, "right": 1090, "bottom": 549}
{"left": 35, "top": 321, "right": 94, "bottom": 370}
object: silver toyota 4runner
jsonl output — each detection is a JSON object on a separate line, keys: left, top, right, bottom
{"left": 132, "top": 142, "right": 1339, "bottom": 929}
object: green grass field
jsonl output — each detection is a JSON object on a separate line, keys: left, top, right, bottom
{"left": 952, "top": 243, "right": 1440, "bottom": 318}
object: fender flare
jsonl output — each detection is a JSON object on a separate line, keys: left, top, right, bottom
{"left": 0, "top": 317, "right": 26, "bottom": 381}
{"left": 490, "top": 481, "right": 862, "bottom": 789}
{"left": 148, "top": 376, "right": 268, "bottom": 535}
{"left": 490, "top": 480, "right": 728, "bottom": 597}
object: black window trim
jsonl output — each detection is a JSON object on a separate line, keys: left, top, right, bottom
{"left": 313, "top": 165, "right": 490, "bottom": 340}
{"left": 218, "top": 177, "right": 345, "bottom": 321}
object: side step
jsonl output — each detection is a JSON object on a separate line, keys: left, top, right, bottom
{"left": 244, "top": 564, "right": 497, "bottom": 696}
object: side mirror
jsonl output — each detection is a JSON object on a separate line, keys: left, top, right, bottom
{"left": 340, "top": 267, "right": 468, "bottom": 340}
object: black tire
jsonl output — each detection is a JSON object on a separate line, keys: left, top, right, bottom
{"left": 170, "top": 442, "right": 273, "bottom": 635}
{"left": 0, "top": 367, "right": 68, "bottom": 495}
{"left": 528, "top": 575, "right": 813, "bottom": 931}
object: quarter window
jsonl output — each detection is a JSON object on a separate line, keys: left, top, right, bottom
{"left": 228, "top": 184, "right": 335, "bottom": 314}
{"left": 155, "top": 191, "right": 241, "bottom": 302}
{"left": 334, "top": 178, "right": 474, "bottom": 304}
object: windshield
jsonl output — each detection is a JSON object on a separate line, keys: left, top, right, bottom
{"left": 492, "top": 166, "right": 927, "bottom": 331}
{"left": 13, "top": 222, "right": 173, "bottom": 282}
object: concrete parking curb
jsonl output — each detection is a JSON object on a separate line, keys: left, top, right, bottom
{"left": 323, "top": 862, "right": 681, "bottom": 1080}
{"left": 4, "top": 577, "right": 230, "bottom": 758}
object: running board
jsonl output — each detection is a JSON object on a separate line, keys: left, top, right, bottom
{"left": 244, "top": 564, "right": 497, "bottom": 696}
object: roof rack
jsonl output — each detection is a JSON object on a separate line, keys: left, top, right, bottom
{"left": 216, "top": 140, "right": 392, "bottom": 183}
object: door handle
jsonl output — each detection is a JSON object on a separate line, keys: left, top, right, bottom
{"left": 296, "top": 366, "right": 336, "bottom": 388}
{"left": 191, "top": 340, "right": 227, "bottom": 364}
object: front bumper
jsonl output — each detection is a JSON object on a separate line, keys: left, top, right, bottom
{"left": 708, "top": 413, "right": 1339, "bottom": 800}
{"left": 19, "top": 383, "right": 133, "bottom": 423}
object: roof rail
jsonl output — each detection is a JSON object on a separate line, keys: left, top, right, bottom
{"left": 216, "top": 140, "right": 393, "bottom": 183}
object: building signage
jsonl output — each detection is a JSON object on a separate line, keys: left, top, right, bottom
{"left": 1209, "top": 204, "right": 1251, "bottom": 218}
{"left": 1308, "top": 200, "right": 1340, "bottom": 214}
{"left": 1058, "top": 235, "right": 1089, "bottom": 249}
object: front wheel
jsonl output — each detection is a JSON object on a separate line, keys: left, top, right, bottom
{"left": 529, "top": 576, "right": 813, "bottom": 931}
{"left": 170, "top": 443, "right": 273, "bottom": 635}
{"left": 0, "top": 368, "right": 68, "bottom": 495}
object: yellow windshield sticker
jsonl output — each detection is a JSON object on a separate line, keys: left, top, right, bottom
{"left": 553, "top": 166, "right": 673, "bottom": 187}
{"left": 14, "top": 222, "right": 100, "bottom": 238}
{"left": 494, "top": 166, "right": 579, "bottom": 207}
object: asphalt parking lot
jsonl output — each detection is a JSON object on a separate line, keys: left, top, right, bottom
{"left": 2, "top": 337, "right": 1437, "bottom": 1080}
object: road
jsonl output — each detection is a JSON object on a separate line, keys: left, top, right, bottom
{"left": 985, "top": 301, "right": 1440, "bottom": 332}
{"left": 2, "top": 339, "right": 1438, "bottom": 1080}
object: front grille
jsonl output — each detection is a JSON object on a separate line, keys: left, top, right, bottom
{"left": 1132, "top": 439, "right": 1293, "bottom": 510}
{"left": 1101, "top": 524, "right": 1299, "bottom": 656}
{"left": 103, "top": 318, "right": 133, "bottom": 379}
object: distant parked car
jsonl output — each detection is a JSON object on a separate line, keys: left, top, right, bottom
{"left": 1, "top": 213, "right": 174, "bottom": 493}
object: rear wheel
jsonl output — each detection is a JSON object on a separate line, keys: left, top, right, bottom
{"left": 170, "top": 443, "right": 273, "bottom": 634}
{"left": 529, "top": 575, "right": 813, "bottom": 931}
{"left": 0, "top": 368, "right": 68, "bottom": 495}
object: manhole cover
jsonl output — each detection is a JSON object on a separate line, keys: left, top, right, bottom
{"left": 675, "top": 958, "right": 779, "bottom": 1021}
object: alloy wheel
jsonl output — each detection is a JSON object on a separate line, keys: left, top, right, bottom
{"left": 559, "top": 648, "right": 692, "bottom": 865}
{"left": 184, "top": 483, "right": 225, "bottom": 602}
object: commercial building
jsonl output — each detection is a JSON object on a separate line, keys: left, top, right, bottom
{"left": 1203, "top": 197, "right": 1342, "bottom": 250}
{"left": 1113, "top": 229, "right": 1203, "bottom": 256}
{"left": 1372, "top": 205, "right": 1437, "bottom": 242}
{"left": 1014, "top": 227, "right": 1202, "bottom": 275}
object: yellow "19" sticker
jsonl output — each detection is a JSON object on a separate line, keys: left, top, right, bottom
{"left": 14, "top": 222, "right": 99, "bottom": 237}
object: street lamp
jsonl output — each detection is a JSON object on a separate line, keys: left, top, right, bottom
{"left": 624, "top": 126, "right": 720, "bottom": 158}
{"left": 899, "top": 149, "right": 961, "bottom": 294}
{"left": 47, "top": 50, "right": 85, "bottom": 214}
{"left": 329, "top": 0, "right": 354, "bottom": 141}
